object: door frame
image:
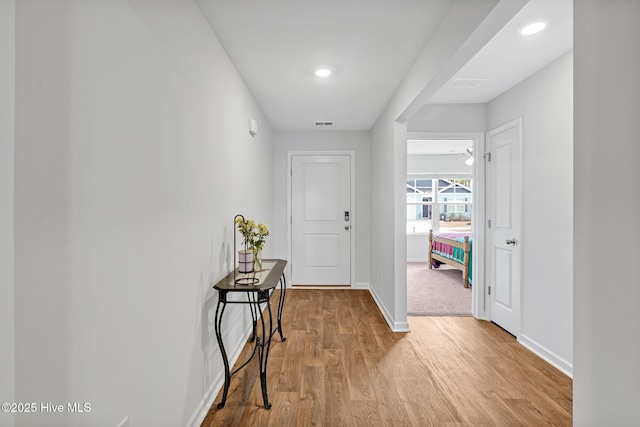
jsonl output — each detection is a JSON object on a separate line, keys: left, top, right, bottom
{"left": 287, "top": 151, "right": 356, "bottom": 287}
{"left": 485, "top": 118, "right": 523, "bottom": 337}
{"left": 406, "top": 132, "right": 486, "bottom": 319}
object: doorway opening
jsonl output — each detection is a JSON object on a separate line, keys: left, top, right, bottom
{"left": 406, "top": 139, "right": 473, "bottom": 316}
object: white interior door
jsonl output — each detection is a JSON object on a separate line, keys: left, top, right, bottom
{"left": 486, "top": 120, "right": 522, "bottom": 336}
{"left": 291, "top": 155, "right": 351, "bottom": 285}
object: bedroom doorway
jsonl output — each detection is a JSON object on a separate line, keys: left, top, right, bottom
{"left": 406, "top": 138, "right": 474, "bottom": 316}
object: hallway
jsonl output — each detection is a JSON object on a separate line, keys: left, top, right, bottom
{"left": 202, "top": 289, "right": 571, "bottom": 426}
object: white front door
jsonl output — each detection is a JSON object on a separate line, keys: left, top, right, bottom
{"left": 487, "top": 119, "right": 522, "bottom": 336}
{"left": 291, "top": 155, "right": 351, "bottom": 285}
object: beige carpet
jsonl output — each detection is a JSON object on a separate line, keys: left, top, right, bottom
{"left": 407, "top": 262, "right": 472, "bottom": 316}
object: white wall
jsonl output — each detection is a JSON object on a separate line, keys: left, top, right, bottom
{"left": 407, "top": 235, "right": 430, "bottom": 262}
{"left": 574, "top": 2, "right": 640, "bottom": 425}
{"left": 407, "top": 154, "right": 473, "bottom": 175}
{"left": 408, "top": 104, "right": 487, "bottom": 133}
{"left": 272, "top": 131, "right": 371, "bottom": 288}
{"left": 0, "top": 1, "right": 15, "bottom": 427}
{"left": 370, "top": 0, "right": 510, "bottom": 330}
{"left": 487, "top": 52, "right": 573, "bottom": 374}
{"left": 14, "top": 1, "right": 272, "bottom": 426}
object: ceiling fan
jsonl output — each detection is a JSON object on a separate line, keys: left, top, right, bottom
{"left": 456, "top": 147, "right": 474, "bottom": 165}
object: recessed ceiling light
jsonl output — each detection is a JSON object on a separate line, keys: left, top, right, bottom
{"left": 315, "top": 68, "right": 331, "bottom": 77}
{"left": 520, "top": 21, "right": 547, "bottom": 36}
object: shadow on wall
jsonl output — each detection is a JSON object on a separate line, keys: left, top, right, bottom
{"left": 202, "top": 227, "right": 234, "bottom": 361}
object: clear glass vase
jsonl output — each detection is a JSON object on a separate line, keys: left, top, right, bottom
{"left": 252, "top": 248, "right": 263, "bottom": 272}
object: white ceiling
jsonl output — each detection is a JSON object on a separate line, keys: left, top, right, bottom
{"left": 428, "top": 0, "right": 572, "bottom": 104}
{"left": 407, "top": 139, "right": 472, "bottom": 155}
{"left": 196, "top": 0, "right": 572, "bottom": 132}
{"left": 196, "top": 0, "right": 454, "bottom": 131}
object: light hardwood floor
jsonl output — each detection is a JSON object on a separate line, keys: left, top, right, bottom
{"left": 201, "top": 289, "right": 572, "bottom": 426}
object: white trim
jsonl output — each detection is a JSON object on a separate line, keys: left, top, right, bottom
{"left": 186, "top": 321, "right": 254, "bottom": 427}
{"left": 355, "top": 282, "right": 370, "bottom": 290}
{"left": 404, "top": 132, "right": 486, "bottom": 319}
{"left": 473, "top": 134, "right": 488, "bottom": 320}
{"left": 368, "top": 287, "right": 411, "bottom": 332}
{"left": 407, "top": 131, "right": 485, "bottom": 141}
{"left": 287, "top": 151, "right": 356, "bottom": 287}
{"left": 519, "top": 334, "right": 573, "bottom": 378}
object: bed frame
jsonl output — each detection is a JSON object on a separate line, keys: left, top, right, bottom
{"left": 428, "top": 229, "right": 471, "bottom": 288}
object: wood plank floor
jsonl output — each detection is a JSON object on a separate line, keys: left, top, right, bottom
{"left": 201, "top": 289, "right": 572, "bottom": 426}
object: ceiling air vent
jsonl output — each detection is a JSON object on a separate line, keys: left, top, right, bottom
{"left": 314, "top": 121, "right": 334, "bottom": 127}
{"left": 446, "top": 77, "right": 488, "bottom": 89}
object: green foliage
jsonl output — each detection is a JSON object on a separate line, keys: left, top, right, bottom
{"left": 235, "top": 216, "right": 270, "bottom": 251}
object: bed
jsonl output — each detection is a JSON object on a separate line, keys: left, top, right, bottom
{"left": 428, "top": 229, "right": 472, "bottom": 288}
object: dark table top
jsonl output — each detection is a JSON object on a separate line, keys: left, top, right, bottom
{"left": 213, "top": 259, "right": 287, "bottom": 292}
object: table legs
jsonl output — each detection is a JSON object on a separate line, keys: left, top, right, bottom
{"left": 214, "top": 298, "right": 230, "bottom": 409}
{"left": 276, "top": 273, "right": 287, "bottom": 342}
{"left": 256, "top": 296, "right": 273, "bottom": 409}
{"left": 213, "top": 277, "right": 287, "bottom": 410}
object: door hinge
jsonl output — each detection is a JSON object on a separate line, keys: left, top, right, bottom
{"left": 290, "top": 168, "right": 292, "bottom": 176}
{"left": 488, "top": 219, "right": 492, "bottom": 229}
{"left": 488, "top": 286, "right": 491, "bottom": 296}
{"left": 290, "top": 215, "right": 292, "bottom": 224}
{"left": 484, "top": 152, "right": 491, "bottom": 162}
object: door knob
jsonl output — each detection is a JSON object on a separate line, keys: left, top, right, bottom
{"left": 506, "top": 238, "right": 517, "bottom": 245}
{"left": 344, "top": 225, "right": 350, "bottom": 230}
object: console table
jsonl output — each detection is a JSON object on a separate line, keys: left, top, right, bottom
{"left": 213, "top": 259, "right": 287, "bottom": 410}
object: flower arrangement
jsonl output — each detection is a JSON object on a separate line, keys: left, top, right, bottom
{"left": 235, "top": 216, "right": 270, "bottom": 271}
{"left": 251, "top": 223, "right": 270, "bottom": 254}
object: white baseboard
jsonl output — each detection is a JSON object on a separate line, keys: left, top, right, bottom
{"left": 188, "top": 283, "right": 411, "bottom": 427}
{"left": 367, "top": 287, "right": 410, "bottom": 332}
{"left": 519, "top": 334, "right": 573, "bottom": 378}
{"left": 355, "top": 282, "right": 370, "bottom": 290}
{"left": 186, "top": 322, "right": 254, "bottom": 427}
{"left": 392, "top": 320, "right": 410, "bottom": 332}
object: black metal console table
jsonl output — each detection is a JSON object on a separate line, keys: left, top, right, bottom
{"left": 213, "top": 259, "right": 287, "bottom": 410}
